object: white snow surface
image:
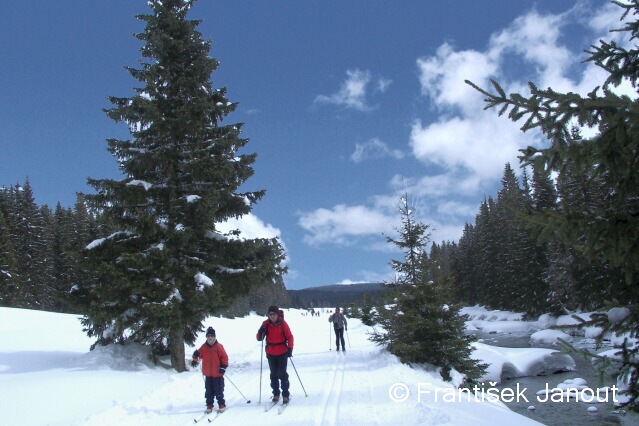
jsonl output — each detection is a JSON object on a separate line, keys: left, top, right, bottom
{"left": 0, "top": 307, "right": 546, "bottom": 425}
{"left": 127, "top": 179, "right": 153, "bottom": 190}
{"left": 529, "top": 329, "right": 574, "bottom": 348}
{"left": 194, "top": 272, "right": 214, "bottom": 288}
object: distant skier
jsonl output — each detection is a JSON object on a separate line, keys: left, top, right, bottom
{"left": 192, "top": 327, "right": 228, "bottom": 413}
{"left": 328, "top": 307, "right": 348, "bottom": 352}
{"left": 256, "top": 305, "right": 295, "bottom": 404}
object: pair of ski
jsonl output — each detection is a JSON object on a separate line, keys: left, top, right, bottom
{"left": 264, "top": 398, "right": 290, "bottom": 414}
{"left": 193, "top": 408, "right": 224, "bottom": 423}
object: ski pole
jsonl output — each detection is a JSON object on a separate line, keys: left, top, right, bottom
{"left": 289, "top": 358, "right": 308, "bottom": 397}
{"left": 259, "top": 337, "right": 264, "bottom": 404}
{"left": 225, "top": 374, "right": 251, "bottom": 403}
{"left": 346, "top": 328, "right": 351, "bottom": 347}
{"left": 329, "top": 323, "right": 332, "bottom": 351}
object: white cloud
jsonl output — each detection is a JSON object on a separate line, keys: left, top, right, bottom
{"left": 337, "top": 279, "right": 366, "bottom": 285}
{"left": 298, "top": 204, "right": 395, "bottom": 246}
{"left": 301, "top": 3, "right": 627, "bottom": 260}
{"left": 350, "top": 138, "right": 404, "bottom": 163}
{"left": 337, "top": 268, "right": 394, "bottom": 284}
{"left": 315, "top": 69, "right": 390, "bottom": 111}
{"left": 217, "top": 213, "right": 289, "bottom": 263}
{"left": 377, "top": 78, "right": 392, "bottom": 93}
{"left": 409, "top": 4, "right": 621, "bottom": 187}
{"left": 417, "top": 43, "right": 497, "bottom": 114}
{"left": 217, "top": 213, "right": 281, "bottom": 240}
{"left": 409, "top": 114, "right": 540, "bottom": 181}
{"left": 387, "top": 173, "right": 483, "bottom": 198}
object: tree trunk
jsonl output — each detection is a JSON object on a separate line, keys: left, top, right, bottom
{"left": 169, "top": 321, "right": 187, "bottom": 372}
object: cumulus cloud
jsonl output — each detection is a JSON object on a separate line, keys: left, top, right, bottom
{"left": 217, "top": 213, "right": 281, "bottom": 240}
{"left": 315, "top": 69, "right": 390, "bottom": 111}
{"left": 377, "top": 78, "right": 392, "bottom": 93}
{"left": 298, "top": 204, "right": 396, "bottom": 246}
{"left": 409, "top": 4, "right": 617, "bottom": 186}
{"left": 217, "top": 213, "right": 289, "bottom": 263}
{"left": 300, "top": 3, "right": 622, "bottom": 259}
{"left": 350, "top": 138, "right": 404, "bottom": 163}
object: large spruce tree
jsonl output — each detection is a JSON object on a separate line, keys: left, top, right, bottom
{"left": 467, "top": 0, "right": 639, "bottom": 409}
{"left": 80, "top": 0, "right": 284, "bottom": 371}
{"left": 370, "top": 195, "right": 486, "bottom": 382}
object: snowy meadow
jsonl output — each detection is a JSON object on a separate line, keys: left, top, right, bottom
{"left": 0, "top": 306, "right": 627, "bottom": 425}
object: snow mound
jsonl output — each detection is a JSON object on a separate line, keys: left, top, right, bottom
{"left": 461, "top": 306, "right": 541, "bottom": 334}
{"left": 478, "top": 321, "right": 538, "bottom": 334}
{"left": 530, "top": 329, "right": 574, "bottom": 348}
{"left": 70, "top": 342, "right": 157, "bottom": 371}
{"left": 460, "top": 306, "right": 524, "bottom": 322}
{"left": 555, "top": 312, "right": 601, "bottom": 337}
{"left": 473, "top": 342, "right": 575, "bottom": 383}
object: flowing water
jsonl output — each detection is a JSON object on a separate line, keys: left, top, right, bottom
{"left": 473, "top": 331, "right": 638, "bottom": 426}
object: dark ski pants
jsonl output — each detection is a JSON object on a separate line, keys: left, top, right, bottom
{"left": 267, "top": 353, "right": 290, "bottom": 397}
{"left": 204, "top": 376, "right": 225, "bottom": 407}
{"left": 334, "top": 327, "right": 345, "bottom": 350}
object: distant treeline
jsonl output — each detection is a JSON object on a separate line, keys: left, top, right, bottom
{"left": 425, "top": 161, "right": 628, "bottom": 318}
{"left": 287, "top": 283, "right": 384, "bottom": 309}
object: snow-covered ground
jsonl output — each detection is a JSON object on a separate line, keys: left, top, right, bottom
{"left": 1, "top": 306, "right": 583, "bottom": 425}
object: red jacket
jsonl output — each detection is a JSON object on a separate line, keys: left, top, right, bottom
{"left": 193, "top": 340, "right": 228, "bottom": 378}
{"left": 256, "top": 316, "right": 294, "bottom": 356}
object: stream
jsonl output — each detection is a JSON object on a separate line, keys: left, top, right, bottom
{"left": 473, "top": 331, "right": 638, "bottom": 426}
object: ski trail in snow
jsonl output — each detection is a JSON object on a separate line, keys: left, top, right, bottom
{"left": 317, "top": 351, "right": 346, "bottom": 425}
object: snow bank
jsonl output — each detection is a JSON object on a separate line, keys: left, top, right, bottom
{"left": 555, "top": 312, "right": 602, "bottom": 337}
{"left": 462, "top": 306, "right": 538, "bottom": 334}
{"left": 529, "top": 329, "right": 573, "bottom": 348}
{"left": 473, "top": 342, "right": 575, "bottom": 383}
{"left": 460, "top": 306, "right": 524, "bottom": 322}
{"left": 70, "top": 342, "right": 158, "bottom": 371}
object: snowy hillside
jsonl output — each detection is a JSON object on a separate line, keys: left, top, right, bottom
{"left": 0, "top": 307, "right": 546, "bottom": 425}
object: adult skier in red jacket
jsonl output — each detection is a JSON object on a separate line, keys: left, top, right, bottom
{"left": 193, "top": 327, "right": 229, "bottom": 413}
{"left": 256, "top": 305, "right": 294, "bottom": 403}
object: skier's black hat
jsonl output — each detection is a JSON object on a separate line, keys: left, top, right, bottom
{"left": 206, "top": 327, "right": 216, "bottom": 337}
{"left": 268, "top": 305, "right": 279, "bottom": 315}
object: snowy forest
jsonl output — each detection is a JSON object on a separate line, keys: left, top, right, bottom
{"left": 1, "top": 0, "right": 638, "bottom": 412}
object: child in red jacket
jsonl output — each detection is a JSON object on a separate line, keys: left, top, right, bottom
{"left": 193, "top": 327, "right": 229, "bottom": 413}
{"left": 256, "top": 305, "right": 294, "bottom": 404}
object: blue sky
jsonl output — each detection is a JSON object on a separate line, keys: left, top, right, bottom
{"left": 0, "top": 1, "right": 626, "bottom": 289}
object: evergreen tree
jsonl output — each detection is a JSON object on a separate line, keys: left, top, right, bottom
{"left": 370, "top": 195, "right": 486, "bottom": 382}
{"left": 49, "top": 203, "right": 75, "bottom": 312}
{"left": 496, "top": 163, "right": 550, "bottom": 315}
{"left": 466, "top": 0, "right": 639, "bottom": 408}
{"left": 0, "top": 208, "right": 18, "bottom": 306}
{"left": 452, "top": 223, "right": 478, "bottom": 305}
{"left": 79, "top": 0, "right": 284, "bottom": 371}
{"left": 37, "top": 204, "right": 55, "bottom": 310}
{"left": 493, "top": 163, "right": 524, "bottom": 310}
{"left": 9, "top": 179, "right": 46, "bottom": 309}
{"left": 474, "top": 197, "right": 500, "bottom": 308}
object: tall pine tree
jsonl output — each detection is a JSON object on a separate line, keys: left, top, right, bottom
{"left": 79, "top": 0, "right": 284, "bottom": 371}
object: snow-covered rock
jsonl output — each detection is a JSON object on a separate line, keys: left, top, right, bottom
{"left": 473, "top": 342, "right": 575, "bottom": 383}
{"left": 530, "top": 329, "right": 573, "bottom": 348}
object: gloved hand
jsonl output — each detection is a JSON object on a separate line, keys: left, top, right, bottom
{"left": 257, "top": 325, "right": 267, "bottom": 341}
{"left": 345, "top": 326, "right": 348, "bottom": 331}
{"left": 286, "top": 348, "right": 293, "bottom": 358}
{"left": 218, "top": 367, "right": 226, "bottom": 375}
{"left": 190, "top": 358, "right": 199, "bottom": 368}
